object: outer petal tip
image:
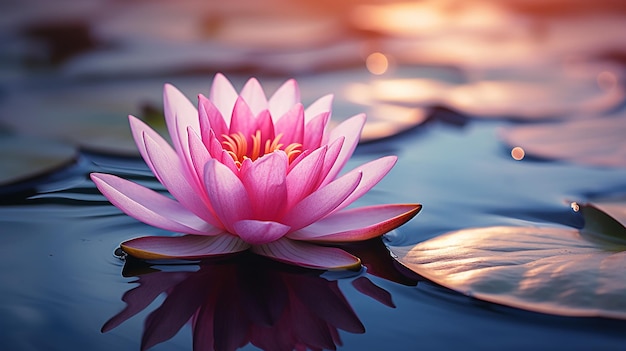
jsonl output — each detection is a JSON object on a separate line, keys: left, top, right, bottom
{"left": 121, "top": 234, "right": 249, "bottom": 260}
{"left": 289, "top": 203, "right": 422, "bottom": 243}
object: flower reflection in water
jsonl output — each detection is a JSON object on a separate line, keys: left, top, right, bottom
{"left": 104, "top": 239, "right": 418, "bottom": 351}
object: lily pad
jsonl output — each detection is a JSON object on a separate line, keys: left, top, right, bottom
{"left": 499, "top": 111, "right": 626, "bottom": 167}
{"left": 358, "top": 62, "right": 624, "bottom": 120}
{"left": 0, "top": 80, "right": 169, "bottom": 156}
{"left": 389, "top": 202, "right": 626, "bottom": 319}
{"left": 0, "top": 134, "right": 77, "bottom": 186}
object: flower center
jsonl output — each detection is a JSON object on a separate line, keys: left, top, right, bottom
{"left": 222, "top": 130, "right": 302, "bottom": 167}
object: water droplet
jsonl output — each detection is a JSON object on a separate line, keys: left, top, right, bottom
{"left": 113, "top": 247, "right": 127, "bottom": 260}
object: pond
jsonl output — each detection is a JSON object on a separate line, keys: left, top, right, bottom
{"left": 1, "top": 1, "right": 626, "bottom": 350}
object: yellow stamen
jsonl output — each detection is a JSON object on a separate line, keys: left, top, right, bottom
{"left": 250, "top": 130, "right": 262, "bottom": 161}
{"left": 221, "top": 130, "right": 302, "bottom": 167}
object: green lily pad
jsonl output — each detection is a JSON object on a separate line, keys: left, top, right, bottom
{"left": 389, "top": 202, "right": 626, "bottom": 319}
{"left": 0, "top": 134, "right": 77, "bottom": 186}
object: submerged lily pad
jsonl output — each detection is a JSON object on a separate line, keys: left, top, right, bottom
{"left": 389, "top": 202, "right": 626, "bottom": 319}
{"left": 0, "top": 134, "right": 77, "bottom": 186}
{"left": 499, "top": 111, "right": 626, "bottom": 167}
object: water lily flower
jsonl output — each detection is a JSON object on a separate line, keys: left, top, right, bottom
{"left": 91, "top": 74, "right": 421, "bottom": 269}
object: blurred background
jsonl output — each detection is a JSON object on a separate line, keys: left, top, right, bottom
{"left": 1, "top": 0, "right": 625, "bottom": 184}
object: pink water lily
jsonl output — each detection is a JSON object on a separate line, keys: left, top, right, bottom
{"left": 91, "top": 74, "right": 420, "bottom": 269}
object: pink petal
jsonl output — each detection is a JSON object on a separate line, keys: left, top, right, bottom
{"left": 251, "top": 238, "right": 361, "bottom": 269}
{"left": 143, "top": 131, "right": 221, "bottom": 227}
{"left": 229, "top": 96, "right": 256, "bottom": 137}
{"left": 321, "top": 114, "right": 366, "bottom": 186}
{"left": 210, "top": 73, "right": 238, "bottom": 125}
{"left": 90, "top": 173, "right": 220, "bottom": 235}
{"left": 287, "top": 204, "right": 422, "bottom": 242}
{"left": 186, "top": 127, "right": 211, "bottom": 188}
{"left": 268, "top": 79, "right": 300, "bottom": 119}
{"left": 254, "top": 109, "right": 276, "bottom": 142}
{"left": 129, "top": 115, "right": 173, "bottom": 168}
{"left": 163, "top": 84, "right": 199, "bottom": 154}
{"left": 238, "top": 157, "right": 253, "bottom": 175}
{"left": 286, "top": 149, "right": 309, "bottom": 172}
{"left": 305, "top": 94, "right": 333, "bottom": 123}
{"left": 240, "top": 77, "right": 268, "bottom": 116}
{"left": 286, "top": 137, "right": 342, "bottom": 190}
{"left": 206, "top": 129, "right": 225, "bottom": 159}
{"left": 332, "top": 156, "right": 398, "bottom": 213}
{"left": 316, "top": 136, "right": 344, "bottom": 187}
{"left": 285, "top": 145, "right": 327, "bottom": 208}
{"left": 186, "top": 128, "right": 224, "bottom": 224}
{"left": 204, "top": 159, "right": 252, "bottom": 233}
{"left": 120, "top": 234, "right": 249, "bottom": 260}
{"left": 303, "top": 112, "right": 330, "bottom": 151}
{"left": 198, "top": 94, "right": 228, "bottom": 143}
{"left": 240, "top": 151, "right": 288, "bottom": 219}
{"left": 233, "top": 220, "right": 291, "bottom": 245}
{"left": 281, "top": 170, "right": 362, "bottom": 231}
{"left": 274, "top": 103, "right": 304, "bottom": 146}
{"left": 219, "top": 149, "right": 239, "bottom": 174}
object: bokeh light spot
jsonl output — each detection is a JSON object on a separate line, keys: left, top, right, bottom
{"left": 366, "top": 52, "right": 389, "bottom": 75}
{"left": 597, "top": 71, "right": 617, "bottom": 91}
{"left": 511, "top": 146, "right": 525, "bottom": 160}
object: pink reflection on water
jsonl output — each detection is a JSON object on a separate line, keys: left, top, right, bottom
{"left": 103, "top": 258, "right": 366, "bottom": 351}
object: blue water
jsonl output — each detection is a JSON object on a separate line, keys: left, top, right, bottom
{"left": 2, "top": 116, "right": 626, "bottom": 350}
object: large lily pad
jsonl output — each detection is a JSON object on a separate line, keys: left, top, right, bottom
{"left": 0, "top": 80, "right": 169, "bottom": 156}
{"left": 0, "top": 134, "right": 77, "bottom": 186}
{"left": 389, "top": 202, "right": 626, "bottom": 319}
{"left": 499, "top": 111, "right": 626, "bottom": 167}
{"left": 355, "top": 61, "right": 624, "bottom": 120}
